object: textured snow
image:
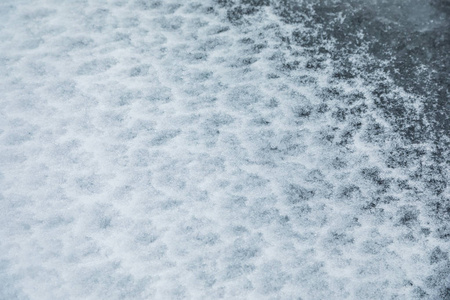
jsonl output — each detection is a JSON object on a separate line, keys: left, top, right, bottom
{"left": 0, "top": 0, "right": 448, "bottom": 299}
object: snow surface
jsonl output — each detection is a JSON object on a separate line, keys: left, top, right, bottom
{"left": 0, "top": 0, "right": 448, "bottom": 299}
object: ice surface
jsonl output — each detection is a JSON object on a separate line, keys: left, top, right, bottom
{"left": 0, "top": 0, "right": 448, "bottom": 299}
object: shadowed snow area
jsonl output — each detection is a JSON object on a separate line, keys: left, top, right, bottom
{"left": 0, "top": 0, "right": 449, "bottom": 299}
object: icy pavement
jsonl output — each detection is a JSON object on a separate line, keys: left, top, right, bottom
{"left": 0, "top": 0, "right": 449, "bottom": 299}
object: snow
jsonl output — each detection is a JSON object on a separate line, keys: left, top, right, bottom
{"left": 1, "top": 0, "right": 448, "bottom": 299}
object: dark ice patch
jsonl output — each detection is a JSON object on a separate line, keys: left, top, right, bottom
{"left": 276, "top": 133, "right": 307, "bottom": 156}
{"left": 131, "top": 149, "right": 151, "bottom": 167}
{"left": 207, "top": 25, "right": 230, "bottom": 35}
{"left": 59, "top": 36, "right": 94, "bottom": 50}
{"left": 224, "top": 195, "right": 247, "bottom": 210}
{"left": 424, "top": 263, "right": 450, "bottom": 299}
{"left": 133, "top": 0, "right": 162, "bottom": 10}
{"left": 226, "top": 85, "right": 261, "bottom": 110}
{"left": 325, "top": 231, "right": 354, "bottom": 247}
{"left": 52, "top": 80, "right": 77, "bottom": 99}
{"left": 396, "top": 206, "right": 419, "bottom": 227}
{"left": 194, "top": 232, "right": 219, "bottom": 246}
{"left": 230, "top": 57, "right": 258, "bottom": 68}
{"left": 292, "top": 105, "right": 313, "bottom": 120}
{"left": 130, "top": 65, "right": 150, "bottom": 77}
{"left": 0, "top": 4, "right": 15, "bottom": 18}
{"left": 122, "top": 17, "right": 140, "bottom": 28}
{"left": 430, "top": 247, "right": 449, "bottom": 264}
{"left": 248, "top": 205, "right": 280, "bottom": 227}
{"left": 21, "top": 39, "right": 42, "bottom": 50}
{"left": 22, "top": 8, "right": 55, "bottom": 20}
{"left": 227, "top": 6, "right": 259, "bottom": 25}
{"left": 156, "top": 16, "right": 183, "bottom": 31}
{"left": 144, "top": 87, "right": 172, "bottom": 103}
{"left": 223, "top": 263, "right": 255, "bottom": 280}
{"left": 198, "top": 37, "right": 229, "bottom": 51}
{"left": 135, "top": 232, "right": 158, "bottom": 245}
{"left": 77, "top": 58, "right": 117, "bottom": 75}
{"left": 285, "top": 184, "right": 315, "bottom": 204}
{"left": 114, "top": 32, "right": 131, "bottom": 43}
{"left": 75, "top": 175, "right": 104, "bottom": 194}
{"left": 150, "top": 130, "right": 180, "bottom": 146}
{"left": 360, "top": 238, "right": 392, "bottom": 255}
{"left": 84, "top": 9, "right": 111, "bottom": 32}
{"left": 0, "top": 259, "right": 29, "bottom": 300}
{"left": 360, "top": 167, "right": 390, "bottom": 193}
{"left": 258, "top": 260, "right": 288, "bottom": 294}
{"left": 231, "top": 245, "right": 259, "bottom": 261}
{"left": 242, "top": 0, "right": 269, "bottom": 6}
{"left": 436, "top": 225, "right": 450, "bottom": 241}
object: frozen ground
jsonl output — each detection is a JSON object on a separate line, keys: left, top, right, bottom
{"left": 0, "top": 0, "right": 449, "bottom": 299}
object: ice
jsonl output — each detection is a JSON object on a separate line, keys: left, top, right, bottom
{"left": 1, "top": 0, "right": 449, "bottom": 299}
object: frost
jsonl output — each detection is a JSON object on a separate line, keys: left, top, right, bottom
{"left": 0, "top": 0, "right": 448, "bottom": 299}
